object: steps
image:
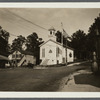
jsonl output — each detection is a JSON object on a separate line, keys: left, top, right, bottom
{"left": 40, "top": 59, "right": 49, "bottom": 65}
{"left": 18, "top": 56, "right": 26, "bottom": 67}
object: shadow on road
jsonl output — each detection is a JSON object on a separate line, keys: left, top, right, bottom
{"left": 74, "top": 73, "right": 100, "bottom": 88}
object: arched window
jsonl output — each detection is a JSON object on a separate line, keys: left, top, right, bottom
{"left": 50, "top": 31, "right": 52, "bottom": 35}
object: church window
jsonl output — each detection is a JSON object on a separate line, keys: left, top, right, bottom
{"left": 42, "top": 48, "right": 45, "bottom": 57}
{"left": 50, "top": 31, "right": 52, "bottom": 35}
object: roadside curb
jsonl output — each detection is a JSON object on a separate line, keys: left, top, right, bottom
{"left": 67, "top": 61, "right": 88, "bottom": 67}
{"left": 34, "top": 61, "right": 88, "bottom": 69}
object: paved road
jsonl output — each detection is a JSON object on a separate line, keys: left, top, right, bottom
{"left": 0, "top": 62, "right": 92, "bottom": 91}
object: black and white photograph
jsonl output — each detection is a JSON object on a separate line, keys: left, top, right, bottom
{"left": 0, "top": 3, "right": 100, "bottom": 93}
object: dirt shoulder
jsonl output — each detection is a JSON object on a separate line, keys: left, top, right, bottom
{"left": 58, "top": 63, "right": 100, "bottom": 92}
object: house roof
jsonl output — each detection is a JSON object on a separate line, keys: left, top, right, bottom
{"left": 0, "top": 55, "right": 9, "bottom": 60}
{"left": 11, "top": 50, "right": 34, "bottom": 56}
{"left": 39, "top": 39, "right": 74, "bottom": 50}
{"left": 21, "top": 50, "right": 34, "bottom": 55}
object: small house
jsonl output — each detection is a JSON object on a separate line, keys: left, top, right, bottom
{"left": 9, "top": 50, "right": 36, "bottom": 67}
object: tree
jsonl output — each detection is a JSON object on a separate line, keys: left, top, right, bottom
{"left": 0, "top": 26, "right": 10, "bottom": 41}
{"left": 26, "top": 32, "right": 44, "bottom": 64}
{"left": 11, "top": 35, "right": 26, "bottom": 51}
{"left": 0, "top": 26, "right": 10, "bottom": 56}
{"left": 87, "top": 15, "right": 100, "bottom": 53}
{"left": 7, "top": 44, "right": 12, "bottom": 54}
{"left": 70, "top": 30, "right": 87, "bottom": 60}
{"left": 0, "top": 26, "right": 10, "bottom": 68}
{"left": 26, "top": 32, "right": 39, "bottom": 53}
{"left": 55, "top": 31, "right": 62, "bottom": 43}
{"left": 84, "top": 14, "right": 100, "bottom": 61}
{"left": 55, "top": 30, "right": 71, "bottom": 47}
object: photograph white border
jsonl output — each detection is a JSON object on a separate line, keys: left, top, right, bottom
{"left": 0, "top": 2, "right": 100, "bottom": 98}
{"left": 0, "top": 2, "right": 100, "bottom": 8}
{"left": 0, "top": 92, "right": 100, "bottom": 98}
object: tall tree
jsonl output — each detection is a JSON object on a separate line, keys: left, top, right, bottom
{"left": 26, "top": 32, "right": 44, "bottom": 64}
{"left": 26, "top": 32, "right": 39, "bottom": 52}
{"left": 0, "top": 26, "right": 10, "bottom": 41}
{"left": 56, "top": 31, "right": 62, "bottom": 43}
{"left": 0, "top": 26, "right": 10, "bottom": 56}
{"left": 87, "top": 14, "right": 100, "bottom": 53}
{"left": 0, "top": 26, "right": 10, "bottom": 68}
{"left": 55, "top": 30, "right": 71, "bottom": 47}
{"left": 70, "top": 30, "right": 87, "bottom": 59}
{"left": 11, "top": 35, "right": 26, "bottom": 51}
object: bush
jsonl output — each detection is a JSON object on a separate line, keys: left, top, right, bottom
{"left": 27, "top": 63, "right": 34, "bottom": 68}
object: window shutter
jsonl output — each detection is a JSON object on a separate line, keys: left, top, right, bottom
{"left": 56, "top": 47, "right": 59, "bottom": 57}
{"left": 42, "top": 48, "right": 45, "bottom": 57}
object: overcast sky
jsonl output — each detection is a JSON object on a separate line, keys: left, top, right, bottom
{"left": 0, "top": 8, "right": 100, "bottom": 44}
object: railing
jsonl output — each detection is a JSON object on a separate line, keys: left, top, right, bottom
{"left": 18, "top": 56, "right": 26, "bottom": 67}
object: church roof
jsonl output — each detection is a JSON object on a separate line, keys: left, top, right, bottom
{"left": 48, "top": 26, "right": 56, "bottom": 31}
{"left": 39, "top": 39, "right": 74, "bottom": 50}
{"left": 20, "top": 50, "right": 34, "bottom": 55}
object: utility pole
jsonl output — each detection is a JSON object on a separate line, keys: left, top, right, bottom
{"left": 96, "top": 28, "right": 100, "bottom": 72}
{"left": 66, "top": 37, "right": 68, "bottom": 65}
{"left": 61, "top": 22, "right": 64, "bottom": 64}
{"left": 15, "top": 50, "right": 17, "bottom": 67}
{"left": 92, "top": 28, "right": 100, "bottom": 73}
{"left": 61, "top": 22, "right": 63, "bottom": 46}
{"left": 61, "top": 22, "right": 68, "bottom": 65}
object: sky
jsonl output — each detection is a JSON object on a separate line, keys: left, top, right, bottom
{"left": 0, "top": 8, "right": 100, "bottom": 44}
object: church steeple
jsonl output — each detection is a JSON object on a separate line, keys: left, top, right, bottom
{"left": 48, "top": 26, "right": 56, "bottom": 41}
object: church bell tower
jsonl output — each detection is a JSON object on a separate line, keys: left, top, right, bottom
{"left": 48, "top": 26, "right": 56, "bottom": 41}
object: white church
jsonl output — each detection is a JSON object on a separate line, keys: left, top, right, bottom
{"left": 39, "top": 27, "right": 74, "bottom": 65}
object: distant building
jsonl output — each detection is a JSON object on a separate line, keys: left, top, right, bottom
{"left": 9, "top": 50, "right": 36, "bottom": 67}
{"left": 39, "top": 27, "right": 74, "bottom": 65}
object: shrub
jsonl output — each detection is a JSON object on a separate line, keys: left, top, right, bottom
{"left": 27, "top": 63, "right": 34, "bottom": 68}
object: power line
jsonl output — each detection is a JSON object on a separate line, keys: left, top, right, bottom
{"left": 0, "top": 9, "right": 48, "bottom": 38}
{"left": 6, "top": 9, "right": 48, "bottom": 31}
{"left": 0, "top": 12, "right": 32, "bottom": 37}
